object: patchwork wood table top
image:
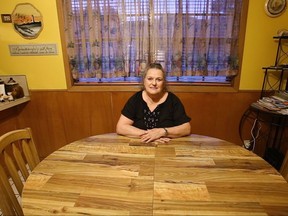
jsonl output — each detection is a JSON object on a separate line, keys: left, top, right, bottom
{"left": 22, "top": 133, "right": 288, "bottom": 215}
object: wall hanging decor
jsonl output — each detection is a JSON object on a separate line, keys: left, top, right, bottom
{"left": 11, "top": 3, "right": 43, "bottom": 39}
{"left": 1, "top": 14, "right": 12, "bottom": 23}
{"left": 265, "top": 0, "right": 287, "bottom": 17}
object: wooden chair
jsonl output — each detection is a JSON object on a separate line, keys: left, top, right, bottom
{"left": 280, "top": 150, "right": 288, "bottom": 182}
{"left": 0, "top": 128, "right": 40, "bottom": 215}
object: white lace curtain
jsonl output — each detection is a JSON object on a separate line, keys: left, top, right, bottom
{"left": 62, "top": 0, "right": 243, "bottom": 82}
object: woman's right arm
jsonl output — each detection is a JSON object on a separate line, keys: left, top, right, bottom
{"left": 116, "top": 114, "right": 146, "bottom": 138}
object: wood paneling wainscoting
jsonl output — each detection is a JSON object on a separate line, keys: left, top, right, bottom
{"left": 0, "top": 90, "right": 260, "bottom": 160}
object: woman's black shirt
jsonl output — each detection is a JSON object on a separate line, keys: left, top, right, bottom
{"left": 121, "top": 91, "right": 191, "bottom": 130}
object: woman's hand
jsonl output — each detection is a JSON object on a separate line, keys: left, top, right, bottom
{"left": 140, "top": 128, "right": 168, "bottom": 143}
{"left": 154, "top": 137, "right": 171, "bottom": 144}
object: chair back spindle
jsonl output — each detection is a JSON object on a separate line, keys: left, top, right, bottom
{"left": 0, "top": 128, "right": 40, "bottom": 216}
{"left": 280, "top": 150, "right": 288, "bottom": 182}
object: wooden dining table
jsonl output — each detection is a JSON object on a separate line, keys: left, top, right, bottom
{"left": 22, "top": 133, "right": 288, "bottom": 215}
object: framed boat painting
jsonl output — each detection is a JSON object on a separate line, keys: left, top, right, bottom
{"left": 11, "top": 3, "right": 43, "bottom": 39}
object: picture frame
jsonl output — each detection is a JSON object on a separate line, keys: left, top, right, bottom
{"left": 264, "top": 0, "right": 287, "bottom": 17}
{"left": 11, "top": 3, "right": 43, "bottom": 39}
{"left": 1, "top": 14, "right": 12, "bottom": 23}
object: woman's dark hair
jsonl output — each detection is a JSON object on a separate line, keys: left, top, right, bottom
{"left": 141, "top": 62, "right": 167, "bottom": 91}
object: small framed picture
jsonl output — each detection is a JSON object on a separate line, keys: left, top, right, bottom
{"left": 1, "top": 14, "right": 12, "bottom": 23}
{"left": 264, "top": 0, "right": 287, "bottom": 17}
{"left": 11, "top": 3, "right": 43, "bottom": 39}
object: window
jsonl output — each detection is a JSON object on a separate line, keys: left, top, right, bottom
{"left": 60, "top": 0, "right": 246, "bottom": 86}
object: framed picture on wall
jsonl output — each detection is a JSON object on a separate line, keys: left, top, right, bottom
{"left": 265, "top": 0, "right": 287, "bottom": 17}
{"left": 1, "top": 14, "right": 12, "bottom": 23}
{"left": 11, "top": 3, "right": 43, "bottom": 39}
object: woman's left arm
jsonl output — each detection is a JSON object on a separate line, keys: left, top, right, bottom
{"left": 163, "top": 122, "right": 191, "bottom": 138}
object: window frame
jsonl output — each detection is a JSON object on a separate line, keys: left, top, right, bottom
{"left": 56, "top": 0, "right": 249, "bottom": 93}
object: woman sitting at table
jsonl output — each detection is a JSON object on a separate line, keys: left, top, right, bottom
{"left": 116, "top": 62, "right": 191, "bottom": 143}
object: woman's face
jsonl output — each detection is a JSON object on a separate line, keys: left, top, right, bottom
{"left": 144, "top": 68, "right": 165, "bottom": 95}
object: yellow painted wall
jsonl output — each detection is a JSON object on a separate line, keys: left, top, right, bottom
{"left": 0, "top": 0, "right": 287, "bottom": 90}
{"left": 240, "top": 0, "right": 288, "bottom": 90}
{"left": 0, "top": 0, "right": 67, "bottom": 89}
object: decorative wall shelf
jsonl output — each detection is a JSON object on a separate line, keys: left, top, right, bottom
{"left": 0, "top": 75, "right": 30, "bottom": 112}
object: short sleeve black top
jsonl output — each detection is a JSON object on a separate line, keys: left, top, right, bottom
{"left": 121, "top": 91, "right": 191, "bottom": 130}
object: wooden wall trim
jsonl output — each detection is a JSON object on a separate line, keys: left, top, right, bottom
{"left": 1, "top": 90, "right": 261, "bottom": 160}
